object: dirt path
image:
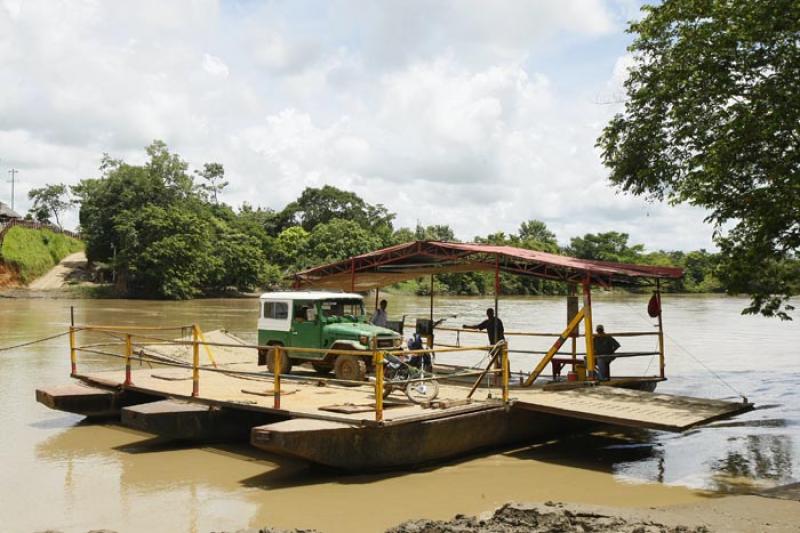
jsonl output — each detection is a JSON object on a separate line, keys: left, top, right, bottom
{"left": 28, "top": 251, "right": 87, "bottom": 290}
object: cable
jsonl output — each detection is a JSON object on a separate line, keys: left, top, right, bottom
{"left": 621, "top": 299, "right": 747, "bottom": 402}
{"left": 0, "top": 331, "right": 71, "bottom": 352}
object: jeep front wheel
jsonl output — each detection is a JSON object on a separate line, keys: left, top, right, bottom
{"left": 334, "top": 355, "right": 367, "bottom": 383}
{"left": 266, "top": 346, "right": 292, "bottom": 375}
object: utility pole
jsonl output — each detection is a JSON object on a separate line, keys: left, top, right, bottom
{"left": 7, "top": 168, "right": 18, "bottom": 211}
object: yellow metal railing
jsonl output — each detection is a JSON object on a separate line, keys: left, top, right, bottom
{"left": 68, "top": 323, "right": 511, "bottom": 424}
{"left": 442, "top": 322, "right": 663, "bottom": 387}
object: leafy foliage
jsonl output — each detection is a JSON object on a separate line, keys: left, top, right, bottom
{"left": 597, "top": 0, "right": 799, "bottom": 318}
{"left": 69, "top": 141, "right": 749, "bottom": 301}
{"left": 73, "top": 141, "right": 269, "bottom": 299}
{"left": 569, "top": 232, "right": 644, "bottom": 263}
{"left": 27, "top": 183, "right": 72, "bottom": 228}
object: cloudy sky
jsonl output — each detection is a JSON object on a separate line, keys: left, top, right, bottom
{"left": 0, "top": 0, "right": 714, "bottom": 250}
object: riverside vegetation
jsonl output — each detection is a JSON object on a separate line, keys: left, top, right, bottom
{"left": 0, "top": 226, "right": 83, "bottom": 284}
{"left": 28, "top": 141, "right": 738, "bottom": 302}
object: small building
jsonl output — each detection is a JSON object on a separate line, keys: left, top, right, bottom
{"left": 0, "top": 202, "right": 21, "bottom": 224}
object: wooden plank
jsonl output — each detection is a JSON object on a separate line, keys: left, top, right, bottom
{"left": 511, "top": 386, "right": 754, "bottom": 432}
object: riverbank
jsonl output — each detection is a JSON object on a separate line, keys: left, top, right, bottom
{"left": 205, "top": 493, "right": 800, "bottom": 532}
{"left": 0, "top": 225, "right": 83, "bottom": 285}
{"left": 36, "top": 495, "right": 800, "bottom": 533}
{"left": 386, "top": 496, "right": 800, "bottom": 533}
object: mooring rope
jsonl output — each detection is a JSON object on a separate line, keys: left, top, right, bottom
{"left": 621, "top": 299, "right": 748, "bottom": 402}
{"left": 0, "top": 330, "right": 71, "bottom": 352}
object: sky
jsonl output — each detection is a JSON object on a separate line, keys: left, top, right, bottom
{"left": 0, "top": 0, "right": 715, "bottom": 251}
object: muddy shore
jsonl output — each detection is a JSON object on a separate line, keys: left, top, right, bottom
{"left": 200, "top": 493, "right": 800, "bottom": 533}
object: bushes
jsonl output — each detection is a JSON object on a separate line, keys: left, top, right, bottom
{"left": 0, "top": 226, "right": 84, "bottom": 283}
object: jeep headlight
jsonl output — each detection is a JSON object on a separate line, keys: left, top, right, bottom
{"left": 359, "top": 335, "right": 370, "bottom": 346}
{"left": 393, "top": 337, "right": 402, "bottom": 347}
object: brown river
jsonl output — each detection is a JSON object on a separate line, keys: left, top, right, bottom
{"left": 1, "top": 293, "right": 799, "bottom": 532}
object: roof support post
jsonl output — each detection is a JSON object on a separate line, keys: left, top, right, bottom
{"left": 494, "top": 254, "right": 500, "bottom": 319}
{"left": 656, "top": 279, "right": 665, "bottom": 379}
{"left": 428, "top": 274, "right": 435, "bottom": 349}
{"left": 582, "top": 277, "right": 596, "bottom": 380}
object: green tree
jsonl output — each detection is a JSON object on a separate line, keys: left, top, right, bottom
{"left": 391, "top": 227, "right": 416, "bottom": 244}
{"left": 282, "top": 185, "right": 395, "bottom": 236}
{"left": 306, "top": 218, "right": 382, "bottom": 264}
{"left": 569, "top": 232, "right": 644, "bottom": 263}
{"left": 596, "top": 0, "right": 799, "bottom": 319}
{"left": 272, "top": 226, "right": 311, "bottom": 269}
{"left": 415, "top": 224, "right": 456, "bottom": 241}
{"left": 517, "top": 219, "right": 560, "bottom": 253}
{"left": 195, "top": 162, "right": 228, "bottom": 204}
{"left": 72, "top": 141, "right": 278, "bottom": 298}
{"left": 27, "top": 183, "right": 72, "bottom": 228}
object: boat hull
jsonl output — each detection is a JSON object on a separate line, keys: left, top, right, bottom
{"left": 251, "top": 407, "right": 585, "bottom": 471}
{"left": 251, "top": 377, "right": 663, "bottom": 471}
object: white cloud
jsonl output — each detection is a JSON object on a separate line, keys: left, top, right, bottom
{"left": 202, "top": 53, "right": 229, "bottom": 78}
{"left": 0, "top": 0, "right": 715, "bottom": 251}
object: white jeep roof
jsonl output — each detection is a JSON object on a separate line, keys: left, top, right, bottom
{"left": 259, "top": 291, "right": 364, "bottom": 301}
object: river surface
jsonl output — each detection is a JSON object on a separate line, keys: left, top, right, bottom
{"left": 1, "top": 293, "right": 798, "bottom": 532}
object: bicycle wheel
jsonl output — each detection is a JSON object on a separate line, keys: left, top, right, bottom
{"left": 405, "top": 375, "right": 439, "bottom": 403}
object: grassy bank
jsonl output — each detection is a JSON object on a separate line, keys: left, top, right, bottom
{"left": 0, "top": 226, "right": 84, "bottom": 283}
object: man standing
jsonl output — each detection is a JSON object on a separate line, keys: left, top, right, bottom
{"left": 593, "top": 324, "right": 620, "bottom": 381}
{"left": 463, "top": 308, "right": 505, "bottom": 366}
{"left": 371, "top": 299, "right": 388, "bottom": 327}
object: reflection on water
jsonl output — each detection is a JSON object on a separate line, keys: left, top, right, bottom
{"left": 2, "top": 294, "right": 799, "bottom": 531}
{"left": 710, "top": 434, "right": 794, "bottom": 491}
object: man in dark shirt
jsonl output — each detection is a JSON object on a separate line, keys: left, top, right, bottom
{"left": 464, "top": 308, "right": 505, "bottom": 367}
{"left": 593, "top": 324, "right": 620, "bottom": 381}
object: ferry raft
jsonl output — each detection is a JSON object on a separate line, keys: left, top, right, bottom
{"left": 37, "top": 241, "right": 753, "bottom": 470}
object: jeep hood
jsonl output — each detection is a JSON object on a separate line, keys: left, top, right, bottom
{"left": 323, "top": 322, "right": 400, "bottom": 338}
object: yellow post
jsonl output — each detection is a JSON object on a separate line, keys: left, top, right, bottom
{"left": 523, "top": 307, "right": 585, "bottom": 386}
{"left": 501, "top": 342, "right": 509, "bottom": 403}
{"left": 191, "top": 326, "right": 200, "bottom": 397}
{"left": 69, "top": 326, "right": 77, "bottom": 376}
{"left": 375, "top": 350, "right": 384, "bottom": 423}
{"left": 194, "top": 325, "right": 218, "bottom": 368}
{"left": 124, "top": 333, "right": 133, "bottom": 386}
{"left": 273, "top": 346, "right": 281, "bottom": 409}
{"left": 582, "top": 279, "right": 596, "bottom": 380}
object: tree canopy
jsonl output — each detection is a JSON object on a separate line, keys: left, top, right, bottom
{"left": 27, "top": 183, "right": 71, "bottom": 228}
{"left": 597, "top": 0, "right": 799, "bottom": 319}
{"left": 73, "top": 142, "right": 271, "bottom": 298}
{"left": 69, "top": 141, "right": 742, "bottom": 300}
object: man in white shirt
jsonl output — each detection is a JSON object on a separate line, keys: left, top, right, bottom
{"left": 371, "top": 299, "right": 388, "bottom": 327}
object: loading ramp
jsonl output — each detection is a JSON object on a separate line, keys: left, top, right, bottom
{"left": 511, "top": 386, "right": 753, "bottom": 432}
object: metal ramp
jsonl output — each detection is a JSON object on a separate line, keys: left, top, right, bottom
{"left": 511, "top": 386, "right": 754, "bottom": 432}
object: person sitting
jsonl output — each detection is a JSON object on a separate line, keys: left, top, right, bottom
{"left": 593, "top": 324, "right": 620, "bottom": 381}
{"left": 294, "top": 306, "right": 309, "bottom": 322}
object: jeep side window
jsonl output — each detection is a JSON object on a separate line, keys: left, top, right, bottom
{"left": 293, "top": 300, "right": 314, "bottom": 322}
{"left": 263, "top": 301, "right": 288, "bottom": 319}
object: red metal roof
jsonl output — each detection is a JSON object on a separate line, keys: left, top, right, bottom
{"left": 292, "top": 241, "right": 684, "bottom": 291}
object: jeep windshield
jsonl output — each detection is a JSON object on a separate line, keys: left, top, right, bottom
{"left": 320, "top": 299, "right": 365, "bottom": 321}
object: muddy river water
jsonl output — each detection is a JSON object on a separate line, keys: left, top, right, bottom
{"left": 1, "top": 293, "right": 798, "bottom": 532}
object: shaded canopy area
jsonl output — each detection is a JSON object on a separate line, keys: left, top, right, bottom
{"left": 292, "top": 241, "right": 684, "bottom": 291}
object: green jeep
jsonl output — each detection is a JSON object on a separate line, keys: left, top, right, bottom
{"left": 257, "top": 291, "right": 402, "bottom": 382}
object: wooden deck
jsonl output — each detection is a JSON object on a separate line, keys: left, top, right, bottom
{"left": 511, "top": 386, "right": 753, "bottom": 432}
{"left": 39, "top": 329, "right": 755, "bottom": 470}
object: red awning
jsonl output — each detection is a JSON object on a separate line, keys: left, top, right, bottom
{"left": 292, "top": 241, "right": 684, "bottom": 291}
